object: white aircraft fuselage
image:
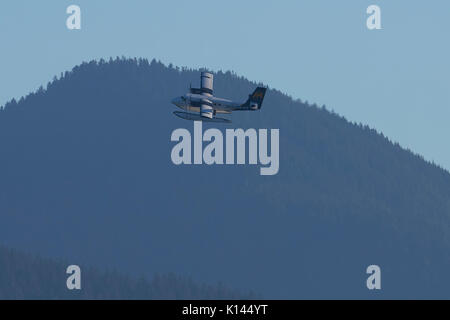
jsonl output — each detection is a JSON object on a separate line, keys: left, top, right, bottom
{"left": 171, "top": 72, "right": 266, "bottom": 122}
{"left": 172, "top": 93, "right": 241, "bottom": 114}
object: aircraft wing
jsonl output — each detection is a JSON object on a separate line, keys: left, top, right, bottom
{"left": 190, "top": 72, "right": 214, "bottom": 96}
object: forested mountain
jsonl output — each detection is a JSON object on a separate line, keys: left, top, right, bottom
{"left": 1, "top": 58, "right": 450, "bottom": 298}
{"left": 0, "top": 245, "right": 252, "bottom": 299}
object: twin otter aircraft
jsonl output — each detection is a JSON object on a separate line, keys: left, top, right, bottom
{"left": 171, "top": 72, "right": 267, "bottom": 123}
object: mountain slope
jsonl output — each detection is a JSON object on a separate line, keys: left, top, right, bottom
{"left": 1, "top": 58, "right": 450, "bottom": 298}
{"left": 0, "top": 245, "right": 252, "bottom": 299}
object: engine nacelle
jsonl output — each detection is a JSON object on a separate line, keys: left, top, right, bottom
{"left": 201, "top": 72, "right": 213, "bottom": 96}
{"left": 200, "top": 99, "right": 214, "bottom": 118}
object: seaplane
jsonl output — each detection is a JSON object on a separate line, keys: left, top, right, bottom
{"left": 171, "top": 72, "right": 267, "bottom": 123}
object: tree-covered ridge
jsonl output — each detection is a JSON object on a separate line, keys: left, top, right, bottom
{"left": 0, "top": 58, "right": 450, "bottom": 298}
{"left": 0, "top": 245, "right": 255, "bottom": 299}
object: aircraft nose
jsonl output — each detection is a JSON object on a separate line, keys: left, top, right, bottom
{"left": 171, "top": 97, "right": 181, "bottom": 107}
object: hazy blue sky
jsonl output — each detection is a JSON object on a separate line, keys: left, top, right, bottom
{"left": 1, "top": 1, "right": 449, "bottom": 170}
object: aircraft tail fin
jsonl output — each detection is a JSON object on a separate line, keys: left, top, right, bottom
{"left": 241, "top": 87, "right": 267, "bottom": 110}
